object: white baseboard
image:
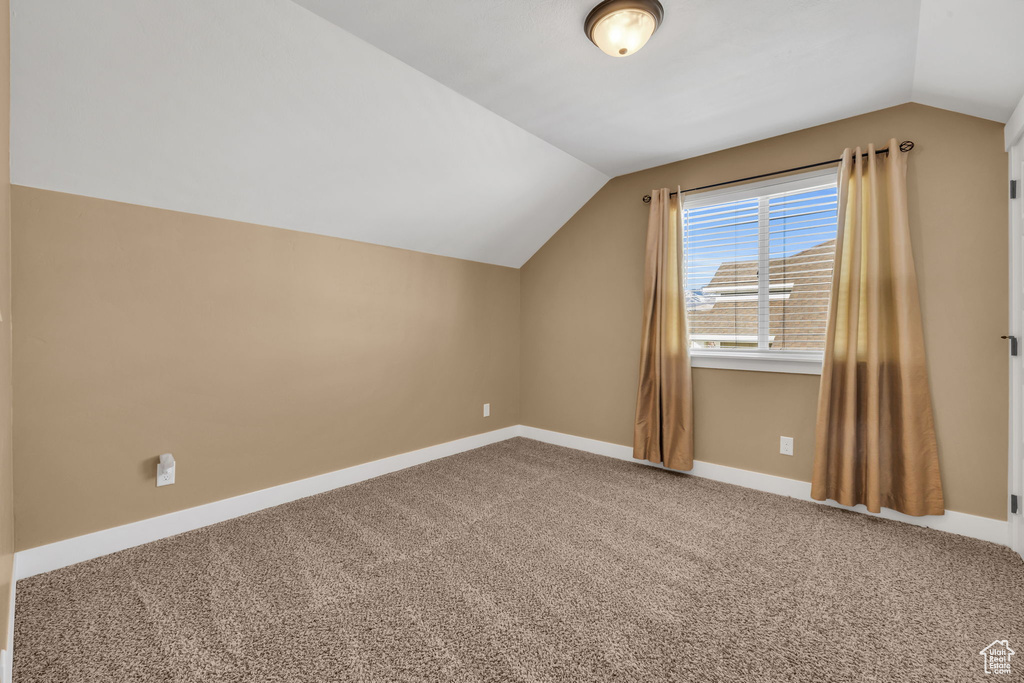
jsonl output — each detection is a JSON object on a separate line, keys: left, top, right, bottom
{"left": 519, "top": 426, "right": 1010, "bottom": 546}
{"left": 14, "top": 423, "right": 1010, "bottom": 583}
{"left": 14, "top": 426, "right": 520, "bottom": 580}
{"left": 2, "top": 555, "right": 15, "bottom": 683}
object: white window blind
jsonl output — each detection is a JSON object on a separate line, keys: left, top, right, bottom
{"left": 682, "top": 169, "right": 839, "bottom": 360}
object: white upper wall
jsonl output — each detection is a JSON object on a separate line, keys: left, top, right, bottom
{"left": 12, "top": 1, "right": 1023, "bottom": 266}
{"left": 1006, "top": 93, "right": 1024, "bottom": 150}
{"left": 11, "top": 0, "right": 608, "bottom": 268}
{"left": 913, "top": 0, "right": 1024, "bottom": 123}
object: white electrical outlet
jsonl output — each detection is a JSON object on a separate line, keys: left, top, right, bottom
{"left": 483, "top": 403, "right": 490, "bottom": 417}
{"left": 780, "top": 436, "right": 794, "bottom": 456}
{"left": 157, "top": 453, "right": 176, "bottom": 487}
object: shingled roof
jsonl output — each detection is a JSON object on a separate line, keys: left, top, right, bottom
{"left": 687, "top": 239, "right": 836, "bottom": 350}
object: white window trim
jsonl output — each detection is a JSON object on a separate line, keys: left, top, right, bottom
{"left": 702, "top": 282, "right": 794, "bottom": 293}
{"left": 689, "top": 349, "right": 824, "bottom": 375}
{"left": 683, "top": 166, "right": 837, "bottom": 375}
{"left": 682, "top": 167, "right": 838, "bottom": 208}
{"left": 707, "top": 293, "right": 792, "bottom": 303}
{"left": 702, "top": 281, "right": 793, "bottom": 303}
{"left": 689, "top": 334, "right": 773, "bottom": 343}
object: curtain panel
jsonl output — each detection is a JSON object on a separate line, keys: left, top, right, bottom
{"left": 811, "top": 140, "right": 944, "bottom": 516}
{"left": 634, "top": 188, "right": 694, "bottom": 471}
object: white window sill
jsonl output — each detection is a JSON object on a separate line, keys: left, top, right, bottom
{"left": 689, "top": 350, "right": 823, "bottom": 375}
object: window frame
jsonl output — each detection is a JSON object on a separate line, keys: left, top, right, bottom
{"left": 682, "top": 167, "right": 839, "bottom": 375}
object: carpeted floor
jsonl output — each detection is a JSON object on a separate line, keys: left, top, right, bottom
{"left": 14, "top": 437, "right": 1024, "bottom": 682}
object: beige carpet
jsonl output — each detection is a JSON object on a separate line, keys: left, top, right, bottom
{"left": 14, "top": 437, "right": 1024, "bottom": 682}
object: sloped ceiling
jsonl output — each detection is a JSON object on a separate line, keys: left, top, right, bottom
{"left": 298, "top": 0, "right": 1024, "bottom": 176}
{"left": 10, "top": 0, "right": 607, "bottom": 268}
{"left": 912, "top": 0, "right": 1024, "bottom": 123}
{"left": 12, "top": 0, "right": 1024, "bottom": 267}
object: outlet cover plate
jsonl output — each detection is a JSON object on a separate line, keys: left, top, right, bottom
{"left": 157, "top": 457, "right": 176, "bottom": 487}
{"left": 780, "top": 436, "right": 794, "bottom": 456}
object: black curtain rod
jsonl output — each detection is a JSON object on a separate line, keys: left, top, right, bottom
{"left": 641, "top": 140, "right": 915, "bottom": 203}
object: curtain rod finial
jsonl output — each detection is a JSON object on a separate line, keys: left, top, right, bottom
{"left": 899, "top": 140, "right": 914, "bottom": 152}
{"left": 642, "top": 194, "right": 652, "bottom": 204}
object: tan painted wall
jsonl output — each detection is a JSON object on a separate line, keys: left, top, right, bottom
{"left": 12, "top": 187, "right": 520, "bottom": 549}
{"left": 0, "top": 0, "right": 12, "bottom": 647}
{"left": 521, "top": 103, "right": 1009, "bottom": 520}
{"left": 8, "top": 102, "right": 1011, "bottom": 554}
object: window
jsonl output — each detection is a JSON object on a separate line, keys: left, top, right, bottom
{"left": 682, "top": 168, "right": 839, "bottom": 374}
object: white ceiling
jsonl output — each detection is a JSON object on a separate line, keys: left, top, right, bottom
{"left": 297, "top": 0, "right": 1024, "bottom": 176}
{"left": 912, "top": 0, "right": 1024, "bottom": 123}
{"left": 12, "top": 0, "right": 1024, "bottom": 267}
{"left": 10, "top": 0, "right": 607, "bottom": 268}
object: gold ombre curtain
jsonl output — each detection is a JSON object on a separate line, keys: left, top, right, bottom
{"left": 634, "top": 188, "right": 694, "bottom": 471}
{"left": 811, "top": 139, "right": 944, "bottom": 516}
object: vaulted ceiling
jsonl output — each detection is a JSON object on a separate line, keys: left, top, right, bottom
{"left": 298, "top": 0, "right": 1024, "bottom": 175}
{"left": 12, "top": 0, "right": 1024, "bottom": 267}
{"left": 10, "top": 0, "right": 607, "bottom": 268}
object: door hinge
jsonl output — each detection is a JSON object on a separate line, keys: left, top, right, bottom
{"left": 1013, "top": 179, "right": 1018, "bottom": 199}
{"left": 1002, "top": 335, "right": 1018, "bottom": 356}
{"left": 1013, "top": 494, "right": 1019, "bottom": 515}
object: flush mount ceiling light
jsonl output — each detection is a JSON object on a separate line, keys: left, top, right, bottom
{"left": 584, "top": 0, "right": 664, "bottom": 58}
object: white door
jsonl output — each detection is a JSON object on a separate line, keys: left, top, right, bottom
{"left": 1010, "top": 136, "right": 1024, "bottom": 559}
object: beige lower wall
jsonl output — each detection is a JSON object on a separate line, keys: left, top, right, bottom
{"left": 12, "top": 187, "right": 520, "bottom": 550}
{"left": 521, "top": 103, "right": 1010, "bottom": 521}
{"left": 0, "top": 0, "right": 12, "bottom": 647}
{"left": 8, "top": 102, "right": 1012, "bottom": 554}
